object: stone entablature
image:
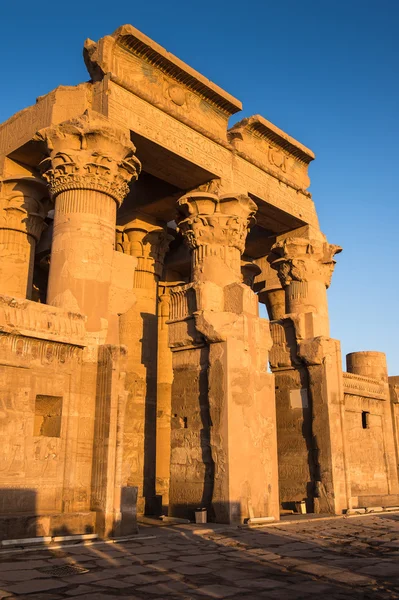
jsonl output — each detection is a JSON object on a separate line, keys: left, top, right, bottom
{"left": 228, "top": 115, "right": 315, "bottom": 191}
{"left": 0, "top": 30, "right": 319, "bottom": 229}
{"left": 84, "top": 24, "right": 242, "bottom": 142}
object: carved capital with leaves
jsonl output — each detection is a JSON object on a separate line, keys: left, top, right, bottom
{"left": 269, "top": 236, "right": 342, "bottom": 288}
{"left": 35, "top": 111, "right": 141, "bottom": 206}
{"left": 176, "top": 192, "right": 257, "bottom": 253}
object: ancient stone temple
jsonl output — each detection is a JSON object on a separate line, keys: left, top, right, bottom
{"left": 0, "top": 24, "right": 398, "bottom": 540}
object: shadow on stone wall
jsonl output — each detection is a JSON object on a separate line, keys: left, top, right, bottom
{"left": 142, "top": 311, "right": 158, "bottom": 516}
{"left": 0, "top": 488, "right": 38, "bottom": 540}
{"left": 0, "top": 489, "right": 98, "bottom": 542}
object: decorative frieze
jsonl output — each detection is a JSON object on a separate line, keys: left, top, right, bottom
{"left": 0, "top": 295, "right": 86, "bottom": 346}
{"left": 0, "top": 333, "right": 82, "bottom": 365}
{"left": 343, "top": 372, "right": 388, "bottom": 401}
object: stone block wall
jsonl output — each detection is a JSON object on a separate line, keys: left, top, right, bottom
{"left": 342, "top": 364, "right": 399, "bottom": 508}
{"left": 169, "top": 346, "right": 212, "bottom": 519}
{"left": 0, "top": 328, "right": 96, "bottom": 538}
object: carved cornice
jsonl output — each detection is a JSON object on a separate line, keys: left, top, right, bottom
{"left": 85, "top": 25, "right": 242, "bottom": 117}
{"left": 176, "top": 192, "right": 257, "bottom": 254}
{"left": 343, "top": 372, "right": 388, "bottom": 401}
{"left": 228, "top": 115, "right": 315, "bottom": 165}
{"left": 269, "top": 237, "right": 342, "bottom": 288}
{"left": 35, "top": 111, "right": 141, "bottom": 206}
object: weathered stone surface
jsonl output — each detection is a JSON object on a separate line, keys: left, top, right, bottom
{"left": 2, "top": 514, "right": 396, "bottom": 596}
{"left": 0, "top": 22, "right": 398, "bottom": 543}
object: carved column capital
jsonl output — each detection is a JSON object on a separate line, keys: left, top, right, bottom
{"left": 116, "top": 218, "right": 172, "bottom": 285}
{"left": 176, "top": 192, "right": 257, "bottom": 284}
{"left": 35, "top": 111, "right": 141, "bottom": 206}
{"left": 0, "top": 177, "right": 49, "bottom": 241}
{"left": 177, "top": 192, "right": 256, "bottom": 252}
{"left": 269, "top": 237, "right": 342, "bottom": 289}
{"left": 241, "top": 259, "right": 261, "bottom": 289}
{"left": 0, "top": 177, "right": 50, "bottom": 298}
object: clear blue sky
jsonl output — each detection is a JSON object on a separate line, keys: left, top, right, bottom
{"left": 1, "top": 1, "right": 398, "bottom": 373}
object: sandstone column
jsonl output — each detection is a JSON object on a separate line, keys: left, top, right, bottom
{"left": 172, "top": 192, "right": 279, "bottom": 523}
{"left": 35, "top": 113, "right": 141, "bottom": 536}
{"left": 116, "top": 219, "right": 171, "bottom": 514}
{"left": 0, "top": 177, "right": 48, "bottom": 299}
{"left": 256, "top": 259, "right": 286, "bottom": 321}
{"left": 155, "top": 281, "right": 184, "bottom": 512}
{"left": 35, "top": 112, "right": 141, "bottom": 340}
{"left": 269, "top": 232, "right": 348, "bottom": 513}
{"left": 347, "top": 352, "right": 388, "bottom": 381}
{"left": 269, "top": 235, "right": 342, "bottom": 338}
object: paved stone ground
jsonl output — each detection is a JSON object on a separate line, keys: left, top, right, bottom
{"left": 0, "top": 513, "right": 398, "bottom": 599}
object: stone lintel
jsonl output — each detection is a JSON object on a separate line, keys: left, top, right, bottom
{"left": 85, "top": 24, "right": 242, "bottom": 117}
{"left": 229, "top": 115, "right": 315, "bottom": 191}
{"left": 0, "top": 84, "right": 92, "bottom": 165}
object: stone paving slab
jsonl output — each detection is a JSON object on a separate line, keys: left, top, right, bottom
{"left": 0, "top": 513, "right": 398, "bottom": 598}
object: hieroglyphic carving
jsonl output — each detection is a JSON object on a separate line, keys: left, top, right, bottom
{"left": 0, "top": 333, "right": 82, "bottom": 365}
{"left": 269, "top": 319, "right": 300, "bottom": 369}
{"left": 0, "top": 94, "right": 53, "bottom": 158}
{"left": 111, "top": 44, "right": 229, "bottom": 139}
{"left": 232, "top": 155, "right": 317, "bottom": 225}
{"left": 0, "top": 296, "right": 86, "bottom": 345}
{"left": 108, "top": 82, "right": 231, "bottom": 179}
{"left": 228, "top": 115, "right": 314, "bottom": 192}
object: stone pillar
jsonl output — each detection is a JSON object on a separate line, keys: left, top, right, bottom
{"left": 241, "top": 259, "right": 261, "bottom": 289}
{"left": 299, "top": 337, "right": 349, "bottom": 514}
{"left": 90, "top": 345, "right": 130, "bottom": 537}
{"left": 266, "top": 232, "right": 346, "bottom": 514}
{"left": 347, "top": 351, "right": 388, "bottom": 382}
{"left": 35, "top": 112, "right": 141, "bottom": 339}
{"left": 117, "top": 219, "right": 171, "bottom": 514}
{"left": 0, "top": 177, "right": 48, "bottom": 299}
{"left": 269, "top": 236, "right": 342, "bottom": 338}
{"left": 172, "top": 192, "right": 279, "bottom": 524}
{"left": 155, "top": 281, "right": 183, "bottom": 512}
{"left": 256, "top": 258, "right": 286, "bottom": 321}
